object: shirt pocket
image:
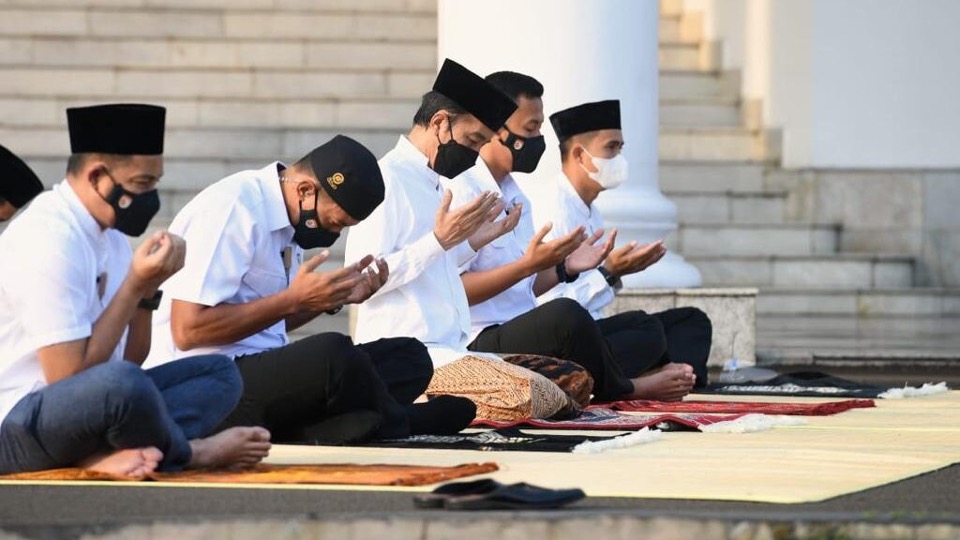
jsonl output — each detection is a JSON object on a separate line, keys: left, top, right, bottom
{"left": 242, "top": 266, "right": 287, "bottom": 300}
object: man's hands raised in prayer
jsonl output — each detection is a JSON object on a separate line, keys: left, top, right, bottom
{"left": 343, "top": 256, "right": 389, "bottom": 305}
{"left": 566, "top": 228, "right": 617, "bottom": 274}
{"left": 288, "top": 251, "right": 372, "bottom": 313}
{"left": 130, "top": 231, "right": 186, "bottom": 295}
{"left": 521, "top": 222, "right": 586, "bottom": 272}
{"left": 467, "top": 200, "right": 522, "bottom": 252}
{"left": 603, "top": 240, "right": 667, "bottom": 278}
{"left": 433, "top": 189, "right": 502, "bottom": 251}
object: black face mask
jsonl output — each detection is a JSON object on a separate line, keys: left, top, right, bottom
{"left": 431, "top": 123, "right": 479, "bottom": 179}
{"left": 100, "top": 171, "right": 160, "bottom": 237}
{"left": 502, "top": 130, "right": 546, "bottom": 173}
{"left": 293, "top": 192, "right": 340, "bottom": 249}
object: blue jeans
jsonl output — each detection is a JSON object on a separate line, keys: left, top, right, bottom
{"left": 0, "top": 355, "right": 241, "bottom": 474}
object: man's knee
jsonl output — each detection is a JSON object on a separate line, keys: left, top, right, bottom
{"left": 92, "top": 362, "right": 160, "bottom": 415}
{"left": 300, "top": 332, "right": 371, "bottom": 378}
{"left": 540, "top": 298, "right": 595, "bottom": 331}
{"left": 674, "top": 307, "right": 713, "bottom": 334}
{"left": 189, "top": 354, "right": 243, "bottom": 407}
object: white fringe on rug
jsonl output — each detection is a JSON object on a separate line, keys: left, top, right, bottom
{"left": 572, "top": 427, "right": 663, "bottom": 454}
{"left": 700, "top": 414, "right": 807, "bottom": 434}
{"left": 878, "top": 381, "right": 950, "bottom": 399}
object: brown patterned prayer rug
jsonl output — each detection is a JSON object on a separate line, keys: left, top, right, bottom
{"left": 0, "top": 462, "right": 499, "bottom": 486}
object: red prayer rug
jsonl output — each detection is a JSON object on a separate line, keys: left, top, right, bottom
{"left": 598, "top": 398, "right": 875, "bottom": 416}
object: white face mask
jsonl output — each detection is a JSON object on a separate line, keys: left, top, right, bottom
{"left": 579, "top": 148, "right": 628, "bottom": 190}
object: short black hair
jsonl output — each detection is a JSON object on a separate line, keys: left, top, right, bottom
{"left": 66, "top": 153, "right": 131, "bottom": 175}
{"left": 484, "top": 71, "right": 544, "bottom": 103}
{"left": 559, "top": 132, "right": 600, "bottom": 162}
{"left": 412, "top": 90, "right": 468, "bottom": 127}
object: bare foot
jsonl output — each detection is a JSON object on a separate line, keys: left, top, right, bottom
{"left": 188, "top": 426, "right": 271, "bottom": 470}
{"left": 78, "top": 447, "right": 163, "bottom": 479}
{"left": 628, "top": 363, "right": 696, "bottom": 401}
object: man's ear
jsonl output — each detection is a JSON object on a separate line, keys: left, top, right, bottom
{"left": 297, "top": 178, "right": 315, "bottom": 199}
{"left": 86, "top": 160, "right": 108, "bottom": 191}
{"left": 429, "top": 111, "right": 448, "bottom": 134}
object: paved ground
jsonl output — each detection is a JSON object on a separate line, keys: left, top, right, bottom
{"left": 1, "top": 465, "right": 957, "bottom": 538}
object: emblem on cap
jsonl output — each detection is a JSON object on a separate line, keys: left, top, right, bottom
{"left": 326, "top": 172, "right": 345, "bottom": 190}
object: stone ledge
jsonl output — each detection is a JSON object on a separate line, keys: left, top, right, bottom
{"left": 607, "top": 288, "right": 757, "bottom": 367}
{"left": 4, "top": 514, "right": 957, "bottom": 540}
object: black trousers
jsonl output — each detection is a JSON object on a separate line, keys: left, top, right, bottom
{"left": 219, "top": 334, "right": 431, "bottom": 444}
{"left": 599, "top": 308, "right": 712, "bottom": 387}
{"left": 468, "top": 298, "right": 634, "bottom": 401}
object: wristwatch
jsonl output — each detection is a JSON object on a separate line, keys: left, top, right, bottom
{"left": 597, "top": 267, "right": 623, "bottom": 292}
{"left": 555, "top": 261, "right": 580, "bottom": 284}
{"left": 325, "top": 305, "right": 343, "bottom": 315}
{"left": 137, "top": 290, "right": 163, "bottom": 311}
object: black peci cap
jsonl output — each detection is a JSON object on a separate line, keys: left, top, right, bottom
{"left": 549, "top": 100, "right": 621, "bottom": 143}
{"left": 308, "top": 135, "right": 385, "bottom": 221}
{"left": 0, "top": 144, "right": 43, "bottom": 208}
{"left": 67, "top": 104, "right": 166, "bottom": 155}
{"left": 432, "top": 59, "right": 518, "bottom": 132}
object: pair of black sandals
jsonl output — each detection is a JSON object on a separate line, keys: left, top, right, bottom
{"left": 414, "top": 478, "right": 585, "bottom": 510}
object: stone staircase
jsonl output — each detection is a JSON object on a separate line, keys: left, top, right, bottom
{"left": 1, "top": 0, "right": 957, "bottom": 361}
{"left": 658, "top": 0, "right": 960, "bottom": 364}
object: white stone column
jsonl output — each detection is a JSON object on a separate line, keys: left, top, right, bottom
{"left": 438, "top": 0, "right": 701, "bottom": 287}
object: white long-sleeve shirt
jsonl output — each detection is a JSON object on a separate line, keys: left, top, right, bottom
{"left": 443, "top": 158, "right": 538, "bottom": 340}
{"left": 344, "top": 136, "right": 491, "bottom": 367}
{"left": 530, "top": 173, "right": 614, "bottom": 319}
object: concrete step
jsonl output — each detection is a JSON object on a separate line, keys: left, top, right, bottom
{"left": 689, "top": 254, "right": 915, "bottom": 289}
{"left": 660, "top": 0, "right": 684, "bottom": 18}
{"left": 0, "top": 67, "right": 432, "bottom": 100}
{"left": 0, "top": 0, "right": 437, "bottom": 13}
{"left": 660, "top": 128, "right": 778, "bottom": 162}
{"left": 661, "top": 71, "right": 740, "bottom": 101}
{"left": 757, "top": 288, "right": 960, "bottom": 317}
{"left": 0, "top": 7, "right": 437, "bottom": 41}
{"left": 756, "top": 314, "right": 960, "bottom": 367}
{"left": 10, "top": 126, "right": 776, "bottom": 168}
{"left": 673, "top": 223, "right": 838, "bottom": 256}
{"left": 659, "top": 15, "right": 683, "bottom": 42}
{"left": 3, "top": 95, "right": 738, "bottom": 131}
{"left": 1, "top": 126, "right": 403, "bottom": 165}
{"left": 0, "top": 36, "right": 436, "bottom": 70}
{"left": 660, "top": 99, "right": 741, "bottom": 128}
{"left": 0, "top": 96, "right": 420, "bottom": 130}
{"left": 659, "top": 42, "right": 714, "bottom": 71}
{"left": 659, "top": 161, "right": 769, "bottom": 193}
{"left": 669, "top": 190, "right": 788, "bottom": 224}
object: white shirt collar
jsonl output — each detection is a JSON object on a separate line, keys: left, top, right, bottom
{"left": 558, "top": 172, "right": 592, "bottom": 221}
{"left": 57, "top": 179, "right": 106, "bottom": 244}
{"left": 394, "top": 135, "right": 440, "bottom": 187}
{"left": 261, "top": 162, "right": 294, "bottom": 233}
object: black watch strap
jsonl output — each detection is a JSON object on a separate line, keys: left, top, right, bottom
{"left": 597, "top": 267, "right": 623, "bottom": 291}
{"left": 137, "top": 290, "right": 163, "bottom": 311}
{"left": 555, "top": 261, "right": 579, "bottom": 284}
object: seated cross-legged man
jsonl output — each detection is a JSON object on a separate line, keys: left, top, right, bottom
{"left": 145, "top": 135, "right": 475, "bottom": 444}
{"left": 345, "top": 59, "right": 583, "bottom": 421}
{"left": 0, "top": 104, "right": 270, "bottom": 479}
{"left": 0, "top": 144, "right": 45, "bottom": 222}
{"left": 446, "top": 72, "right": 693, "bottom": 403}
{"left": 532, "top": 99, "right": 713, "bottom": 395}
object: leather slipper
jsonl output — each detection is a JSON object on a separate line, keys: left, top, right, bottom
{"left": 413, "top": 478, "right": 502, "bottom": 509}
{"left": 442, "top": 482, "right": 585, "bottom": 510}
